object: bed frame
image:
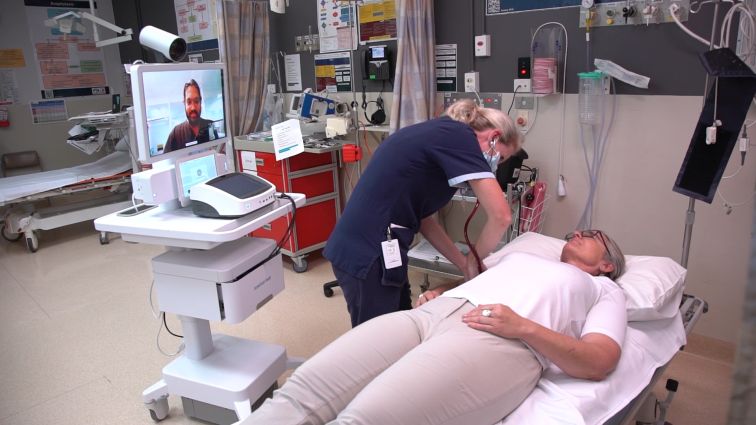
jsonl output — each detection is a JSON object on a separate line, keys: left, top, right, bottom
{"left": 609, "top": 294, "right": 708, "bottom": 425}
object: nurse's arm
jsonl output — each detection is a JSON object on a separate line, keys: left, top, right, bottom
{"left": 419, "top": 214, "right": 467, "bottom": 272}
{"left": 468, "top": 178, "right": 511, "bottom": 265}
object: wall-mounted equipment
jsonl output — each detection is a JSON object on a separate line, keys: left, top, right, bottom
{"left": 475, "top": 35, "right": 491, "bottom": 57}
{"left": 299, "top": 93, "right": 336, "bottom": 119}
{"left": 579, "top": 0, "right": 690, "bottom": 28}
{"left": 365, "top": 45, "right": 391, "bottom": 81}
{"left": 139, "top": 26, "right": 187, "bottom": 62}
{"left": 442, "top": 92, "right": 503, "bottom": 110}
{"left": 517, "top": 57, "right": 531, "bottom": 78}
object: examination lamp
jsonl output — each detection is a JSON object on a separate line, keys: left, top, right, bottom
{"left": 44, "top": 0, "right": 133, "bottom": 48}
{"left": 139, "top": 26, "right": 187, "bottom": 63}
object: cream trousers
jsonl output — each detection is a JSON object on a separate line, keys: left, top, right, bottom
{"left": 243, "top": 297, "right": 541, "bottom": 425}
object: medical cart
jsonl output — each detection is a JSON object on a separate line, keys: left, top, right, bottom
{"left": 234, "top": 136, "right": 341, "bottom": 272}
{"left": 95, "top": 193, "right": 305, "bottom": 424}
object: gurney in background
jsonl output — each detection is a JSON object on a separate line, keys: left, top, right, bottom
{"left": 0, "top": 112, "right": 137, "bottom": 252}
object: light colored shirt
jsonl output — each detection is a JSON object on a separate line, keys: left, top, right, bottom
{"left": 443, "top": 252, "right": 627, "bottom": 368}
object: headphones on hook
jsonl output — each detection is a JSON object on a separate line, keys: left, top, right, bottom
{"left": 361, "top": 89, "right": 386, "bottom": 125}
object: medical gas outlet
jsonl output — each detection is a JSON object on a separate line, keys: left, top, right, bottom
{"left": 579, "top": 0, "right": 690, "bottom": 27}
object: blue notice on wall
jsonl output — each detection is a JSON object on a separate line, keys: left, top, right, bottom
{"left": 486, "top": 1, "right": 608, "bottom": 15}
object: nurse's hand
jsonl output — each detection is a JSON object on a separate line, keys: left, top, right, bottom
{"left": 463, "top": 253, "right": 482, "bottom": 281}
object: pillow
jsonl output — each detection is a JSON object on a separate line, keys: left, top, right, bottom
{"left": 483, "top": 232, "right": 687, "bottom": 322}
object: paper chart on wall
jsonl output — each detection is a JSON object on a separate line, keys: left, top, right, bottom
{"left": 284, "top": 54, "right": 303, "bottom": 92}
{"left": 318, "top": 1, "right": 358, "bottom": 53}
{"left": 24, "top": 1, "right": 110, "bottom": 99}
{"left": 314, "top": 52, "right": 352, "bottom": 93}
{"left": 0, "top": 70, "right": 20, "bottom": 105}
{"left": 436, "top": 44, "right": 457, "bottom": 92}
{"left": 357, "top": 0, "right": 397, "bottom": 44}
{"left": 174, "top": 0, "right": 218, "bottom": 46}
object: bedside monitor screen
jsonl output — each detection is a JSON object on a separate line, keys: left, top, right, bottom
{"left": 175, "top": 152, "right": 219, "bottom": 207}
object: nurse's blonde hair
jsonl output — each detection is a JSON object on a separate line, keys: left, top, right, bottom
{"left": 445, "top": 99, "right": 522, "bottom": 151}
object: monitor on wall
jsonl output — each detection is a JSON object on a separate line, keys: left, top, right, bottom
{"left": 130, "top": 62, "right": 230, "bottom": 164}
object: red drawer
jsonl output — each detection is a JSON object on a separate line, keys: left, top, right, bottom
{"left": 256, "top": 171, "right": 287, "bottom": 192}
{"left": 288, "top": 152, "right": 333, "bottom": 171}
{"left": 250, "top": 197, "right": 338, "bottom": 252}
{"left": 294, "top": 198, "right": 338, "bottom": 249}
{"left": 290, "top": 169, "right": 335, "bottom": 198}
{"left": 254, "top": 152, "right": 286, "bottom": 176}
{"left": 251, "top": 215, "right": 294, "bottom": 251}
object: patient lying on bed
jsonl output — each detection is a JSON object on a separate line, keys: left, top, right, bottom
{"left": 242, "top": 230, "right": 627, "bottom": 425}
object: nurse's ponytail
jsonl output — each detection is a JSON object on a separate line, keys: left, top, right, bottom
{"left": 444, "top": 99, "right": 523, "bottom": 152}
{"left": 445, "top": 99, "right": 479, "bottom": 126}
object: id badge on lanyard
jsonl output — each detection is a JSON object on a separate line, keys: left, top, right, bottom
{"left": 381, "top": 226, "right": 402, "bottom": 269}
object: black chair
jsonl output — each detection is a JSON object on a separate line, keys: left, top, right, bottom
{"left": 323, "top": 279, "right": 339, "bottom": 297}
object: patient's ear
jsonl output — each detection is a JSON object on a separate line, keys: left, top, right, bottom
{"left": 599, "top": 261, "right": 615, "bottom": 277}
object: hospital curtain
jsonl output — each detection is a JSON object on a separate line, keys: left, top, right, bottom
{"left": 389, "top": 0, "right": 436, "bottom": 133}
{"left": 216, "top": 0, "right": 270, "bottom": 136}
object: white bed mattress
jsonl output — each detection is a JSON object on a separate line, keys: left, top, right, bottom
{"left": 498, "top": 313, "right": 687, "bottom": 425}
{"left": 0, "top": 150, "right": 132, "bottom": 204}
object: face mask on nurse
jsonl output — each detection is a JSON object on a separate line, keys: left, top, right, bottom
{"left": 483, "top": 138, "right": 500, "bottom": 173}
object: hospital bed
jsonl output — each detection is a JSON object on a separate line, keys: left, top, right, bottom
{"left": 416, "top": 232, "right": 705, "bottom": 425}
{"left": 0, "top": 149, "right": 134, "bottom": 252}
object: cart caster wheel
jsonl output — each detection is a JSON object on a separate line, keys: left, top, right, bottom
{"left": 293, "top": 258, "right": 308, "bottom": 273}
{"left": 25, "top": 237, "right": 38, "bottom": 253}
{"left": 99, "top": 232, "right": 109, "bottom": 245}
{"left": 148, "top": 396, "right": 169, "bottom": 421}
{"left": 1, "top": 223, "right": 21, "bottom": 242}
{"left": 324, "top": 287, "right": 334, "bottom": 297}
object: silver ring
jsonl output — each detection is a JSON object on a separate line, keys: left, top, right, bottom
{"left": 419, "top": 293, "right": 425, "bottom": 299}
{"left": 481, "top": 309, "right": 492, "bottom": 317}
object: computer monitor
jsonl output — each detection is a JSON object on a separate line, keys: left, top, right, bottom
{"left": 130, "top": 62, "right": 230, "bottom": 164}
{"left": 288, "top": 94, "right": 302, "bottom": 116}
{"left": 173, "top": 150, "right": 227, "bottom": 207}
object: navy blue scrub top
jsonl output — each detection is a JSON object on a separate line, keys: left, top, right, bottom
{"left": 324, "top": 116, "right": 495, "bottom": 279}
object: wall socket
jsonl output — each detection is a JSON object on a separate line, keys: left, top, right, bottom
{"left": 514, "top": 78, "right": 531, "bottom": 93}
{"left": 465, "top": 71, "right": 480, "bottom": 92}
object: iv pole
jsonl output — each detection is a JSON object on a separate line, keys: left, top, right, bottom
{"left": 681, "top": 0, "right": 722, "bottom": 268}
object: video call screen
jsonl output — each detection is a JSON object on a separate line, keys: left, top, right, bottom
{"left": 141, "top": 68, "right": 227, "bottom": 159}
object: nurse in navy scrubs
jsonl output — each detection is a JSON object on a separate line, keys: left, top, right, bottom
{"left": 324, "top": 99, "right": 522, "bottom": 327}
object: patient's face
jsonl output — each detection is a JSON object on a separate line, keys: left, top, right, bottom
{"left": 560, "top": 232, "right": 607, "bottom": 276}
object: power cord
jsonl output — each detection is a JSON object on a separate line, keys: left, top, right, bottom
{"left": 507, "top": 85, "right": 523, "bottom": 115}
{"left": 266, "top": 193, "right": 297, "bottom": 262}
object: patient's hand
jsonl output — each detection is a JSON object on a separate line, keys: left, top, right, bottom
{"left": 414, "top": 288, "right": 444, "bottom": 308}
{"left": 461, "top": 304, "right": 527, "bottom": 339}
